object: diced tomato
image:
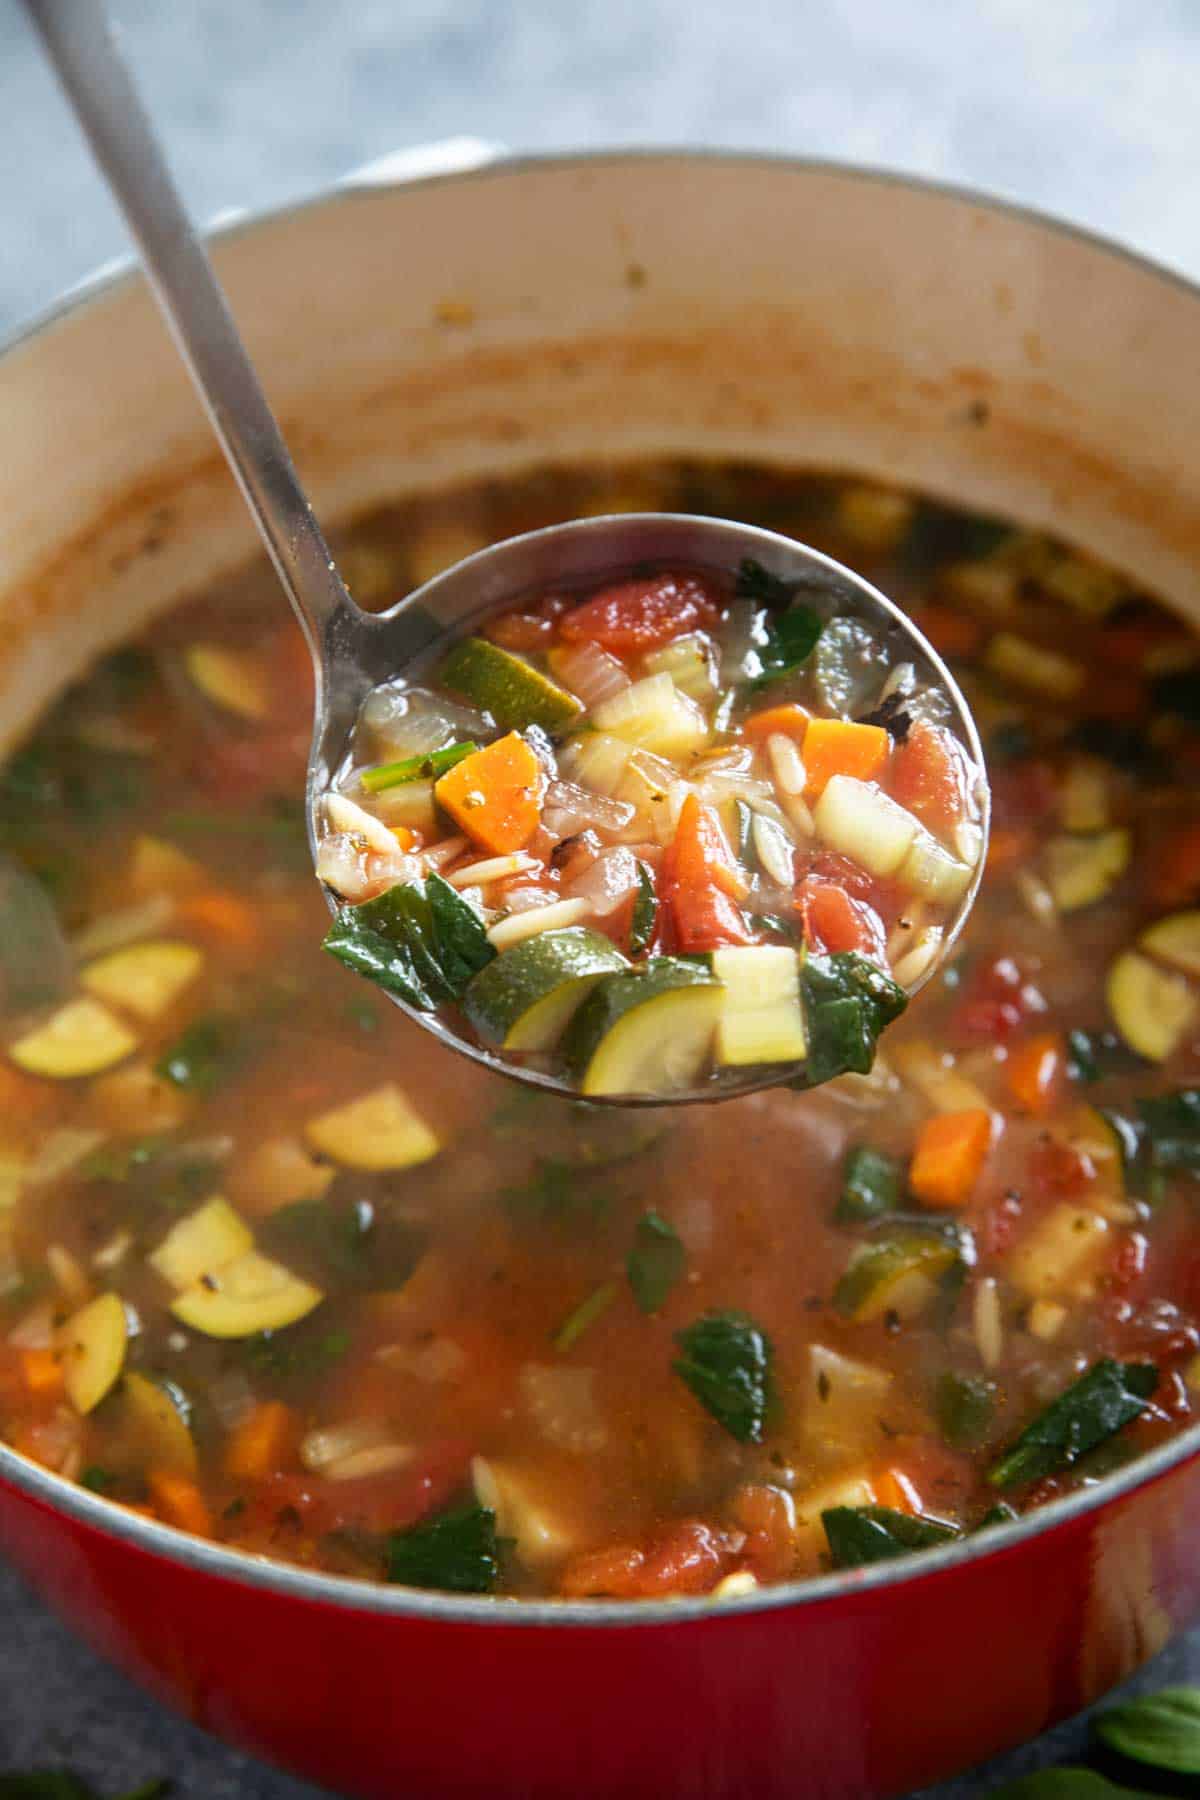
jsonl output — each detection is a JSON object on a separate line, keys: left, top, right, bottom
{"left": 189, "top": 731, "right": 307, "bottom": 804}
{"left": 485, "top": 593, "right": 570, "bottom": 651}
{"left": 1148, "top": 823, "right": 1200, "bottom": 911}
{"left": 951, "top": 956, "right": 1045, "bottom": 1043}
{"left": 1026, "top": 1138, "right": 1095, "bottom": 1200}
{"left": 559, "top": 1521, "right": 742, "bottom": 1598}
{"left": 795, "top": 878, "right": 888, "bottom": 965}
{"left": 908, "top": 604, "right": 983, "bottom": 662}
{"left": 663, "top": 794, "right": 754, "bottom": 952}
{"left": 241, "top": 1440, "right": 470, "bottom": 1539}
{"left": 978, "top": 1191, "right": 1023, "bottom": 1259}
{"left": 1110, "top": 1232, "right": 1149, "bottom": 1290}
{"left": 887, "top": 721, "right": 970, "bottom": 837}
{"left": 800, "top": 851, "right": 878, "bottom": 906}
{"left": 989, "top": 759, "right": 1058, "bottom": 831}
{"left": 559, "top": 573, "right": 720, "bottom": 652}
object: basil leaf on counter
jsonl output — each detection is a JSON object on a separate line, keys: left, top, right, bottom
{"left": 673, "top": 1309, "right": 773, "bottom": 1443}
{"left": 988, "top": 1359, "right": 1157, "bottom": 1489}
{"left": 987, "top": 1774, "right": 1155, "bottom": 1800}
{"left": 1094, "top": 1685, "right": 1200, "bottom": 1774}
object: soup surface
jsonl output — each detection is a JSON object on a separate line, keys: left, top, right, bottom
{"left": 319, "top": 552, "right": 985, "bottom": 1099}
{"left": 3, "top": 461, "right": 1200, "bottom": 1600}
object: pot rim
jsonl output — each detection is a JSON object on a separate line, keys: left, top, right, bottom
{"left": 4, "top": 145, "right": 1199, "bottom": 1631}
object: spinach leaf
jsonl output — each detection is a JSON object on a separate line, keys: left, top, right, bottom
{"left": 501, "top": 1156, "right": 606, "bottom": 1228}
{"left": 750, "top": 606, "right": 824, "bottom": 689}
{"left": 974, "top": 1501, "right": 1019, "bottom": 1532}
{"left": 900, "top": 500, "right": 1012, "bottom": 574}
{"left": 323, "top": 875, "right": 494, "bottom": 1009}
{"left": 323, "top": 898, "right": 435, "bottom": 1010}
{"left": 673, "top": 1310, "right": 773, "bottom": 1443}
{"left": 553, "top": 1280, "right": 618, "bottom": 1351}
{"left": 1094, "top": 1685, "right": 1200, "bottom": 1774}
{"left": 987, "top": 1774, "right": 1156, "bottom": 1800}
{"left": 1138, "top": 1089, "right": 1200, "bottom": 1174}
{"left": 629, "top": 862, "right": 658, "bottom": 956}
{"left": 385, "top": 1502, "right": 499, "bottom": 1593}
{"left": 155, "top": 1013, "right": 245, "bottom": 1093}
{"left": 242, "top": 1325, "right": 350, "bottom": 1384}
{"left": 1066, "top": 1029, "right": 1143, "bottom": 1085}
{"left": 734, "top": 557, "right": 795, "bottom": 610}
{"left": 360, "top": 740, "right": 478, "bottom": 793}
{"left": 821, "top": 1503, "right": 959, "bottom": 1569}
{"left": 935, "top": 1370, "right": 995, "bottom": 1449}
{"left": 799, "top": 951, "right": 907, "bottom": 1086}
{"left": 426, "top": 871, "right": 494, "bottom": 991}
{"left": 79, "top": 1465, "right": 117, "bottom": 1494}
{"left": 988, "top": 1359, "right": 1157, "bottom": 1489}
{"left": 835, "top": 1144, "right": 901, "bottom": 1224}
{"left": 627, "top": 1210, "right": 685, "bottom": 1313}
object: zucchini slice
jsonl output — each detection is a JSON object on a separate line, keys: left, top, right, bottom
{"left": 58, "top": 1292, "right": 128, "bottom": 1414}
{"left": 711, "top": 945, "right": 807, "bottom": 1067}
{"left": 304, "top": 1083, "right": 441, "bottom": 1171}
{"left": 171, "top": 1249, "right": 323, "bottom": 1338}
{"left": 108, "top": 1371, "right": 198, "bottom": 1477}
{"left": 834, "top": 1234, "right": 961, "bottom": 1323}
{"left": 1140, "top": 910, "right": 1200, "bottom": 978}
{"left": 464, "top": 928, "right": 629, "bottom": 1051}
{"left": 1107, "top": 949, "right": 1198, "bottom": 1062}
{"left": 149, "top": 1196, "right": 255, "bottom": 1292}
{"left": 8, "top": 997, "right": 138, "bottom": 1080}
{"left": 1044, "top": 829, "right": 1130, "bottom": 912}
{"left": 184, "top": 643, "right": 269, "bottom": 720}
{"left": 80, "top": 940, "right": 204, "bottom": 1022}
{"left": 565, "top": 960, "right": 723, "bottom": 1097}
{"left": 438, "top": 637, "right": 582, "bottom": 735}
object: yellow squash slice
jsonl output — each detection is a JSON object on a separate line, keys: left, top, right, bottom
{"left": 1107, "top": 950, "right": 1199, "bottom": 1062}
{"left": 304, "top": 1084, "right": 441, "bottom": 1172}
{"left": 184, "top": 643, "right": 269, "bottom": 720}
{"left": 171, "top": 1250, "right": 323, "bottom": 1338}
{"left": 149, "top": 1197, "right": 254, "bottom": 1292}
{"left": 81, "top": 940, "right": 204, "bottom": 1021}
{"left": 58, "top": 1292, "right": 128, "bottom": 1414}
{"left": 8, "top": 998, "right": 138, "bottom": 1080}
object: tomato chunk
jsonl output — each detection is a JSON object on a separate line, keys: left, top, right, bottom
{"left": 559, "top": 1521, "right": 742, "bottom": 1598}
{"left": 559, "top": 573, "right": 720, "bottom": 652}
{"left": 888, "top": 721, "right": 971, "bottom": 837}
{"left": 796, "top": 877, "right": 888, "bottom": 964}
{"left": 663, "top": 793, "right": 754, "bottom": 952}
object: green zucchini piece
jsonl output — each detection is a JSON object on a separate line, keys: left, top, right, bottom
{"left": 438, "top": 637, "right": 583, "bottom": 735}
{"left": 834, "top": 1232, "right": 961, "bottom": 1322}
{"left": 464, "top": 928, "right": 629, "bottom": 1051}
{"left": 836, "top": 1144, "right": 902, "bottom": 1224}
{"left": 564, "top": 958, "right": 722, "bottom": 1097}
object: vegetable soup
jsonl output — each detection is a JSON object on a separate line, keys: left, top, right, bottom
{"left": 2, "top": 461, "right": 1199, "bottom": 1599}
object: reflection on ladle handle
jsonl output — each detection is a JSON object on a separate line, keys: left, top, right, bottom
{"left": 23, "top": 0, "right": 357, "bottom": 660}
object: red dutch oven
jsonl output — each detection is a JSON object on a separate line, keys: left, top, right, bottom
{"left": 3, "top": 151, "right": 1200, "bottom": 1800}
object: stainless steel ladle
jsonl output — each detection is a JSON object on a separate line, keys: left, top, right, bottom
{"left": 25, "top": 0, "right": 987, "bottom": 1104}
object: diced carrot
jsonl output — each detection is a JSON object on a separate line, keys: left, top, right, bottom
{"left": 875, "top": 1467, "right": 922, "bottom": 1515}
{"left": 223, "top": 1400, "right": 296, "bottom": 1482}
{"left": 147, "top": 1468, "right": 214, "bottom": 1538}
{"left": 663, "top": 793, "right": 754, "bottom": 953}
{"left": 985, "top": 826, "right": 1035, "bottom": 874}
{"left": 741, "top": 703, "right": 810, "bottom": 745}
{"left": 802, "top": 718, "right": 890, "bottom": 797}
{"left": 888, "top": 721, "right": 970, "bottom": 835}
{"left": 0, "top": 1062, "right": 52, "bottom": 1120}
{"left": 796, "top": 878, "right": 887, "bottom": 964}
{"left": 1149, "top": 823, "right": 1200, "bottom": 910}
{"left": 909, "top": 604, "right": 983, "bottom": 662}
{"left": 390, "top": 824, "right": 417, "bottom": 851}
{"left": 178, "top": 888, "right": 261, "bottom": 952}
{"left": 434, "top": 732, "right": 542, "bottom": 854}
{"left": 20, "top": 1348, "right": 64, "bottom": 1401}
{"left": 558, "top": 573, "right": 720, "bottom": 652}
{"left": 909, "top": 1109, "right": 993, "bottom": 1209}
{"left": 1006, "top": 1031, "right": 1064, "bottom": 1116}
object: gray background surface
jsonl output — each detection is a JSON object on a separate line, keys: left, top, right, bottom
{"left": 2, "top": 0, "right": 1200, "bottom": 1794}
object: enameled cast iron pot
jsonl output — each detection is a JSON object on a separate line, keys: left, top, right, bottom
{"left": 3, "top": 150, "right": 1200, "bottom": 1800}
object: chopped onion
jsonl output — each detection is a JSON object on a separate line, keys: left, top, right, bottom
{"left": 720, "top": 598, "right": 766, "bottom": 682}
{"left": 208, "top": 1369, "right": 257, "bottom": 1431}
{"left": 300, "top": 1416, "right": 394, "bottom": 1473}
{"left": 315, "top": 832, "right": 372, "bottom": 899}
{"left": 542, "top": 779, "right": 636, "bottom": 839}
{"left": 551, "top": 640, "right": 630, "bottom": 709}
{"left": 71, "top": 892, "right": 174, "bottom": 960}
{"left": 8, "top": 1302, "right": 56, "bottom": 1350}
{"left": 500, "top": 884, "right": 561, "bottom": 915}
{"left": 564, "top": 846, "right": 642, "bottom": 917}
{"left": 356, "top": 682, "right": 487, "bottom": 761}
{"left": 520, "top": 1363, "right": 607, "bottom": 1454}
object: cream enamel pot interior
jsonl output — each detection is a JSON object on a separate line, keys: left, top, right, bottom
{"left": 3, "top": 153, "right": 1200, "bottom": 1800}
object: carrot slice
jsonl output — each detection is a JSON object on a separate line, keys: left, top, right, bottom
{"left": 178, "top": 889, "right": 261, "bottom": 952}
{"left": 742, "top": 703, "right": 810, "bottom": 745}
{"left": 802, "top": 719, "right": 889, "bottom": 797}
{"left": 1006, "top": 1032, "right": 1064, "bottom": 1116}
{"left": 909, "top": 1109, "right": 993, "bottom": 1209}
{"left": 664, "top": 793, "right": 754, "bottom": 952}
{"left": 20, "top": 1348, "right": 64, "bottom": 1400}
{"left": 434, "top": 732, "right": 543, "bottom": 854}
{"left": 909, "top": 604, "right": 983, "bottom": 662}
{"left": 875, "top": 1467, "right": 922, "bottom": 1515}
{"left": 223, "top": 1400, "right": 296, "bottom": 1481}
{"left": 147, "top": 1468, "right": 214, "bottom": 1537}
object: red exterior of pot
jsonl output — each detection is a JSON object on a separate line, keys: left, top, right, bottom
{"left": 3, "top": 1442, "right": 1200, "bottom": 1800}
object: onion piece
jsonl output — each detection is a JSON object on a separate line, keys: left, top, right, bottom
{"left": 549, "top": 640, "right": 630, "bottom": 709}
{"left": 542, "top": 779, "right": 636, "bottom": 839}
{"left": 71, "top": 893, "right": 175, "bottom": 961}
{"left": 520, "top": 1363, "right": 607, "bottom": 1454}
{"left": 563, "top": 846, "right": 642, "bottom": 917}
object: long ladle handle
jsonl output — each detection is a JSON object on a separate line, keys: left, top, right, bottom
{"left": 23, "top": 0, "right": 355, "bottom": 658}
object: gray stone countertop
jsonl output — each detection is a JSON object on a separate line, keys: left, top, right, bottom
{"left": 3, "top": 0, "right": 1200, "bottom": 1793}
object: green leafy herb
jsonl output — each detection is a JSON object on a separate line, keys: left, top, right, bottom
{"left": 242, "top": 1326, "right": 350, "bottom": 1384}
{"left": 322, "top": 874, "right": 493, "bottom": 1010}
{"left": 553, "top": 1279, "right": 619, "bottom": 1351}
{"left": 1066, "top": 1029, "right": 1143, "bottom": 1085}
{"left": 79, "top": 1465, "right": 117, "bottom": 1494}
{"left": 835, "top": 1144, "right": 901, "bottom": 1224}
{"left": 974, "top": 1501, "right": 1019, "bottom": 1532}
{"left": 501, "top": 1156, "right": 607, "bottom": 1229}
{"left": 627, "top": 1211, "right": 685, "bottom": 1314}
{"left": 900, "top": 500, "right": 1012, "bottom": 574}
{"left": 798, "top": 951, "right": 907, "bottom": 1086}
{"left": 1137, "top": 1089, "right": 1200, "bottom": 1174}
{"left": 821, "top": 1503, "right": 959, "bottom": 1569}
{"left": 935, "top": 1370, "right": 995, "bottom": 1449}
{"left": 629, "top": 862, "right": 658, "bottom": 956}
{"left": 750, "top": 605, "right": 824, "bottom": 688}
{"left": 359, "top": 740, "right": 479, "bottom": 793}
{"left": 673, "top": 1310, "right": 773, "bottom": 1443}
{"left": 1094, "top": 1685, "right": 1200, "bottom": 1775}
{"left": 155, "top": 1013, "right": 245, "bottom": 1094}
{"left": 988, "top": 1359, "right": 1157, "bottom": 1489}
{"left": 385, "top": 1502, "right": 499, "bottom": 1593}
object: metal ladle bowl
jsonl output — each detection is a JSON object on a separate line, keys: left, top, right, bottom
{"left": 26, "top": 0, "right": 987, "bottom": 1106}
